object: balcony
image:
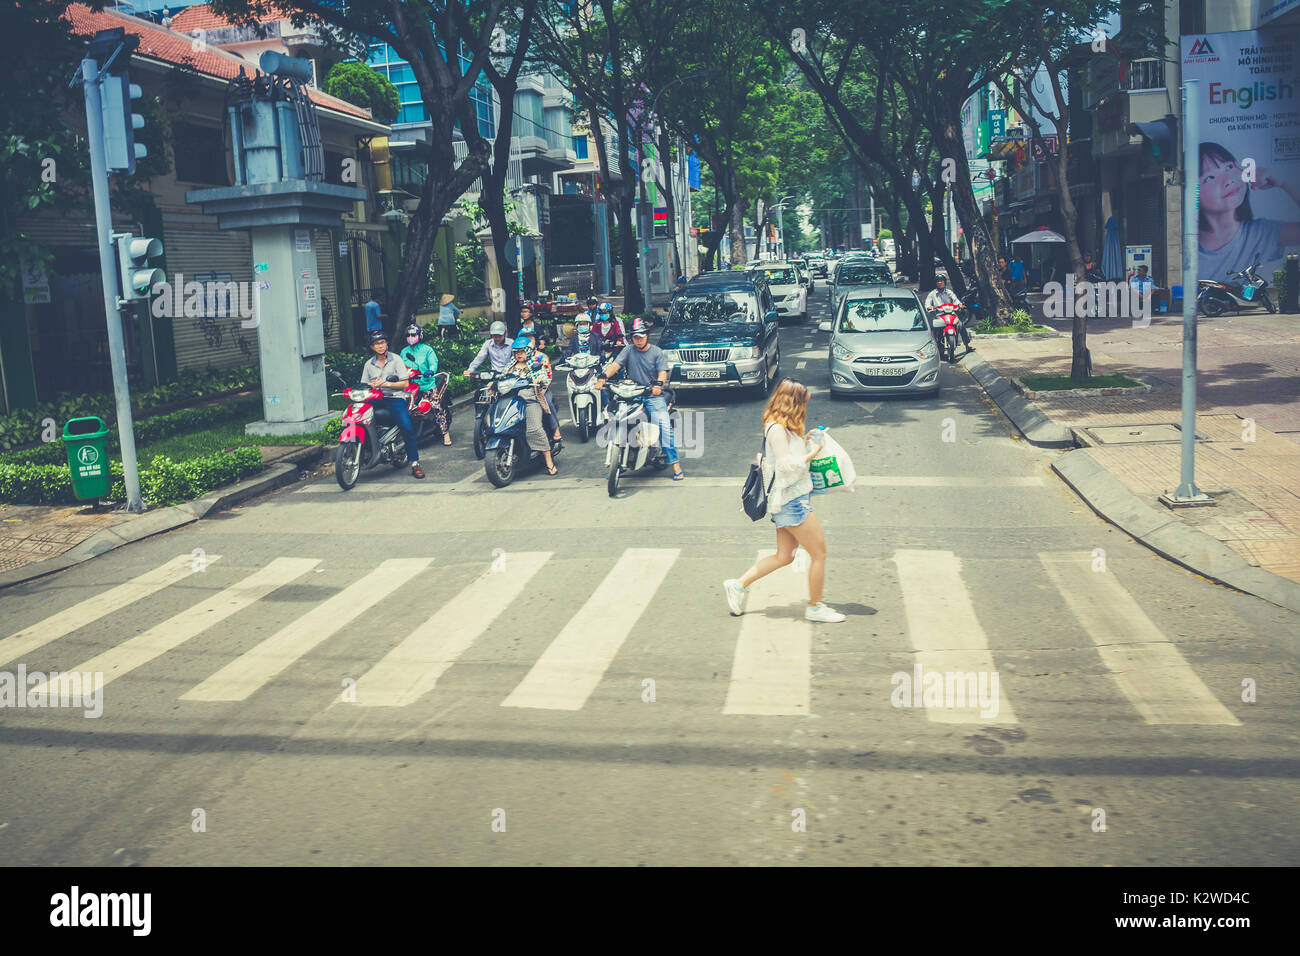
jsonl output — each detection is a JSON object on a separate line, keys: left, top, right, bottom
{"left": 1092, "top": 87, "right": 1168, "bottom": 158}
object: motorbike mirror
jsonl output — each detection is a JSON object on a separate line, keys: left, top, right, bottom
{"left": 386, "top": 375, "right": 400, "bottom": 382}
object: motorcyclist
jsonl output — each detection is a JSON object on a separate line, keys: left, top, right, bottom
{"left": 465, "top": 320, "right": 514, "bottom": 375}
{"left": 514, "top": 328, "right": 561, "bottom": 444}
{"left": 924, "top": 274, "right": 973, "bottom": 353}
{"left": 360, "top": 330, "right": 424, "bottom": 479}
{"left": 518, "top": 304, "right": 548, "bottom": 350}
{"left": 400, "top": 322, "right": 450, "bottom": 446}
{"left": 594, "top": 316, "right": 682, "bottom": 481}
{"left": 593, "top": 302, "right": 625, "bottom": 351}
{"left": 564, "top": 312, "right": 604, "bottom": 359}
{"left": 502, "top": 334, "right": 559, "bottom": 476}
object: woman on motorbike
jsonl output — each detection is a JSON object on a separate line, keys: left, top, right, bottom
{"left": 514, "top": 329, "right": 562, "bottom": 444}
{"left": 503, "top": 335, "right": 559, "bottom": 476}
{"left": 593, "top": 302, "right": 625, "bottom": 350}
{"left": 400, "top": 322, "right": 451, "bottom": 445}
{"left": 564, "top": 313, "right": 603, "bottom": 359}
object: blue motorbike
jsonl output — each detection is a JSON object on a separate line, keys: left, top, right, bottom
{"left": 482, "top": 371, "right": 562, "bottom": 488}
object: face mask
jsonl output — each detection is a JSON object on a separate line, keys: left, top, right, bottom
{"left": 406, "top": 335, "right": 419, "bottom": 343}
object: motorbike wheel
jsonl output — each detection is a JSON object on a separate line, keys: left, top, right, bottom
{"left": 607, "top": 456, "right": 621, "bottom": 497}
{"left": 335, "top": 443, "right": 362, "bottom": 491}
{"left": 486, "top": 443, "right": 515, "bottom": 488}
{"left": 473, "top": 414, "right": 487, "bottom": 460}
{"left": 1199, "top": 295, "right": 1225, "bottom": 317}
{"left": 1261, "top": 292, "right": 1276, "bottom": 314}
{"left": 578, "top": 408, "right": 591, "bottom": 443}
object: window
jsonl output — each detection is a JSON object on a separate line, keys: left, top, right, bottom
{"left": 172, "top": 122, "right": 229, "bottom": 185}
{"left": 669, "top": 291, "right": 758, "bottom": 324}
{"left": 840, "top": 298, "right": 926, "bottom": 333}
{"left": 762, "top": 268, "right": 797, "bottom": 284}
{"left": 837, "top": 264, "right": 893, "bottom": 285}
{"left": 1179, "top": 0, "right": 1205, "bottom": 35}
{"left": 573, "top": 135, "right": 588, "bottom": 159}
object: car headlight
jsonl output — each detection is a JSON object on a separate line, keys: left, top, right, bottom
{"left": 785, "top": 292, "right": 802, "bottom": 303}
{"left": 831, "top": 342, "right": 854, "bottom": 361}
{"left": 661, "top": 349, "right": 679, "bottom": 362}
{"left": 728, "top": 345, "right": 759, "bottom": 360}
{"left": 917, "top": 341, "right": 937, "bottom": 359}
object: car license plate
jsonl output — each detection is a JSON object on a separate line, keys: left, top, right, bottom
{"left": 685, "top": 368, "right": 722, "bottom": 380}
{"left": 865, "top": 365, "right": 908, "bottom": 376}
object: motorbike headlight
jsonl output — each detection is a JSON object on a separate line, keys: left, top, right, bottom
{"left": 831, "top": 342, "right": 854, "bottom": 361}
{"left": 917, "top": 341, "right": 937, "bottom": 359}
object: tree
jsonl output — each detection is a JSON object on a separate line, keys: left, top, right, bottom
{"left": 322, "top": 61, "right": 400, "bottom": 125}
{"left": 211, "top": 1, "right": 511, "bottom": 327}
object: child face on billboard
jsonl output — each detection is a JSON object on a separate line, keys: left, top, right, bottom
{"left": 1199, "top": 155, "right": 1248, "bottom": 217}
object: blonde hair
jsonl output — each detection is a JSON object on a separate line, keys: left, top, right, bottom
{"left": 762, "top": 378, "right": 808, "bottom": 435}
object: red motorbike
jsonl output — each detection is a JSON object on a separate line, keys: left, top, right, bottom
{"left": 328, "top": 367, "right": 439, "bottom": 490}
{"left": 931, "top": 301, "right": 963, "bottom": 363}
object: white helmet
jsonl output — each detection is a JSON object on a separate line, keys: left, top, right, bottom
{"left": 489, "top": 320, "right": 507, "bottom": 335}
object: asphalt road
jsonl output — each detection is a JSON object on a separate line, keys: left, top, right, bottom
{"left": 1, "top": 288, "right": 1297, "bottom": 866}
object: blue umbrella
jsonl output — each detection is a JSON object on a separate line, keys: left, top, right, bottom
{"left": 1101, "top": 216, "right": 1122, "bottom": 281}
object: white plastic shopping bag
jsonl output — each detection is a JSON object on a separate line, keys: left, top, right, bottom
{"left": 808, "top": 430, "right": 856, "bottom": 493}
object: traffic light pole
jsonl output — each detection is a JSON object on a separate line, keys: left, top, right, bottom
{"left": 1163, "top": 77, "right": 1211, "bottom": 507}
{"left": 81, "top": 56, "right": 143, "bottom": 512}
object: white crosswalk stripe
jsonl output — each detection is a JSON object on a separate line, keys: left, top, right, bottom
{"left": 1038, "top": 553, "right": 1242, "bottom": 725}
{"left": 502, "top": 548, "right": 678, "bottom": 711}
{"left": 36, "top": 558, "right": 320, "bottom": 695}
{"left": 723, "top": 550, "right": 811, "bottom": 716}
{"left": 893, "top": 550, "right": 1018, "bottom": 724}
{"left": 180, "top": 557, "right": 431, "bottom": 702}
{"left": 0, "top": 554, "right": 210, "bottom": 668}
{"left": 353, "top": 552, "right": 552, "bottom": 707}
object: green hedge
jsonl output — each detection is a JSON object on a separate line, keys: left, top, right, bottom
{"left": 0, "top": 395, "right": 264, "bottom": 466}
{"left": 0, "top": 446, "right": 266, "bottom": 506}
{"left": 0, "top": 365, "right": 259, "bottom": 453}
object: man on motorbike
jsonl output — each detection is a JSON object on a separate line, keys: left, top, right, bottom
{"left": 924, "top": 274, "right": 973, "bottom": 353}
{"left": 361, "top": 330, "right": 424, "bottom": 479}
{"left": 400, "top": 322, "right": 451, "bottom": 446}
{"left": 465, "top": 320, "right": 514, "bottom": 375}
{"left": 503, "top": 335, "right": 559, "bottom": 476}
{"left": 595, "top": 316, "right": 683, "bottom": 481}
{"left": 518, "top": 304, "right": 549, "bottom": 350}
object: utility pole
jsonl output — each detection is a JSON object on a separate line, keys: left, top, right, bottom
{"left": 79, "top": 30, "right": 159, "bottom": 513}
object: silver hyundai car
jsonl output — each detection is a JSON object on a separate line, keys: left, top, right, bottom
{"left": 819, "top": 287, "right": 941, "bottom": 397}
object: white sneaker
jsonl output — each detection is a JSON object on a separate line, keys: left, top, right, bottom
{"left": 805, "top": 602, "right": 846, "bottom": 623}
{"left": 723, "top": 579, "right": 748, "bottom": 616}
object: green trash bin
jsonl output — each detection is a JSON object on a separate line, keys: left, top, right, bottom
{"left": 63, "top": 416, "right": 112, "bottom": 501}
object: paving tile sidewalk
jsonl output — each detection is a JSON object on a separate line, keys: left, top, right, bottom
{"left": 974, "top": 309, "right": 1300, "bottom": 584}
{"left": 0, "top": 445, "right": 318, "bottom": 578}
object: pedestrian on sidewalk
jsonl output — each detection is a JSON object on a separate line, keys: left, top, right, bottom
{"left": 365, "top": 292, "right": 383, "bottom": 334}
{"left": 723, "top": 379, "right": 845, "bottom": 623}
{"left": 437, "top": 293, "right": 461, "bottom": 339}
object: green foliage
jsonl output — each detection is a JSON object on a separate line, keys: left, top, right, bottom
{"left": 1009, "top": 309, "right": 1034, "bottom": 331}
{"left": 322, "top": 61, "right": 400, "bottom": 125}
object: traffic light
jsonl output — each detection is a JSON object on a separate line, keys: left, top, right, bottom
{"left": 90, "top": 29, "right": 146, "bottom": 174}
{"left": 112, "top": 233, "right": 163, "bottom": 301}
{"left": 1127, "top": 114, "right": 1178, "bottom": 171}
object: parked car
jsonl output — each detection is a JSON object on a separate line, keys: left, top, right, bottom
{"left": 819, "top": 286, "right": 940, "bottom": 398}
{"left": 658, "top": 273, "right": 782, "bottom": 396}
{"left": 831, "top": 259, "right": 897, "bottom": 310}
{"left": 754, "top": 261, "right": 809, "bottom": 322}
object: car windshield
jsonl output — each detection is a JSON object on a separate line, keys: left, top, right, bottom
{"left": 838, "top": 264, "right": 893, "bottom": 285}
{"left": 840, "top": 298, "right": 926, "bottom": 332}
{"left": 670, "top": 291, "right": 758, "bottom": 323}
{"left": 763, "top": 268, "right": 796, "bottom": 284}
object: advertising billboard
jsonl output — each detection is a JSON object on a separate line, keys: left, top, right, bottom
{"left": 1181, "top": 30, "right": 1299, "bottom": 282}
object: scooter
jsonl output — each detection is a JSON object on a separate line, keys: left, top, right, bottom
{"left": 601, "top": 381, "right": 671, "bottom": 497}
{"left": 482, "top": 371, "right": 562, "bottom": 488}
{"left": 330, "top": 367, "right": 431, "bottom": 491}
{"left": 930, "top": 302, "right": 963, "bottom": 364}
{"left": 1198, "top": 257, "right": 1275, "bottom": 316}
{"left": 471, "top": 371, "right": 495, "bottom": 460}
{"left": 557, "top": 352, "right": 602, "bottom": 442}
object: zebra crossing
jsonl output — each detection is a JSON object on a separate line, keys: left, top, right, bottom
{"left": 0, "top": 547, "right": 1243, "bottom": 726}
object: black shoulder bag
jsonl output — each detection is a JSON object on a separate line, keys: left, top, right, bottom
{"left": 741, "top": 424, "right": 778, "bottom": 521}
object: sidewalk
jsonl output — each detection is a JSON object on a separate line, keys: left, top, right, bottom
{"left": 0, "top": 444, "right": 322, "bottom": 585}
{"left": 972, "top": 307, "right": 1300, "bottom": 591}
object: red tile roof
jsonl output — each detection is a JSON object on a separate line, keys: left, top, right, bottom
{"left": 168, "top": 2, "right": 295, "bottom": 34}
{"left": 63, "top": 4, "right": 377, "bottom": 123}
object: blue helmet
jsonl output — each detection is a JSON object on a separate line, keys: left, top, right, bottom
{"left": 511, "top": 335, "right": 532, "bottom": 350}
{"left": 598, "top": 302, "right": 613, "bottom": 314}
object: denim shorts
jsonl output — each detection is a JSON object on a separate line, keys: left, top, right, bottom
{"left": 770, "top": 493, "right": 812, "bottom": 528}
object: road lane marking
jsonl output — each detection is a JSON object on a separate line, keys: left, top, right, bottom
{"left": 893, "top": 550, "right": 1017, "bottom": 724}
{"left": 0, "top": 555, "right": 211, "bottom": 668}
{"left": 796, "top": 361, "right": 807, "bottom": 369}
{"left": 32, "top": 558, "right": 320, "bottom": 694}
{"left": 1038, "top": 553, "right": 1241, "bottom": 725}
{"left": 354, "top": 552, "right": 551, "bottom": 707}
{"left": 723, "top": 550, "right": 811, "bottom": 716}
{"left": 180, "top": 557, "right": 431, "bottom": 702}
{"left": 502, "top": 548, "right": 678, "bottom": 710}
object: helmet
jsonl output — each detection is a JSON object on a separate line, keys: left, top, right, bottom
{"left": 368, "top": 330, "right": 388, "bottom": 344}
{"left": 586, "top": 296, "right": 598, "bottom": 307}
{"left": 935, "top": 273, "right": 948, "bottom": 283}
{"left": 629, "top": 316, "right": 651, "bottom": 337}
{"left": 575, "top": 314, "right": 591, "bottom": 328}
{"left": 489, "top": 320, "right": 507, "bottom": 336}
{"left": 675, "top": 275, "right": 686, "bottom": 285}
{"left": 598, "top": 302, "right": 613, "bottom": 314}
{"left": 404, "top": 323, "right": 422, "bottom": 341}
{"left": 511, "top": 335, "right": 532, "bottom": 350}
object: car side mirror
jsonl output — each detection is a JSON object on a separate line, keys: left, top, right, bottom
{"left": 764, "top": 310, "right": 779, "bottom": 324}
{"left": 818, "top": 321, "right": 832, "bottom": 333}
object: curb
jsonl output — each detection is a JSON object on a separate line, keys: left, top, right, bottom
{"left": 962, "top": 353, "right": 1076, "bottom": 448}
{"left": 1053, "top": 449, "right": 1300, "bottom": 615}
{"left": 1011, "top": 376, "right": 1154, "bottom": 400}
{"left": 0, "top": 445, "right": 323, "bottom": 591}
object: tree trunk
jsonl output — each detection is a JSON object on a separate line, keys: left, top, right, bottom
{"left": 728, "top": 201, "right": 746, "bottom": 267}
{"left": 481, "top": 97, "right": 521, "bottom": 328}
{"left": 658, "top": 125, "right": 682, "bottom": 279}
{"left": 934, "top": 120, "right": 1011, "bottom": 318}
